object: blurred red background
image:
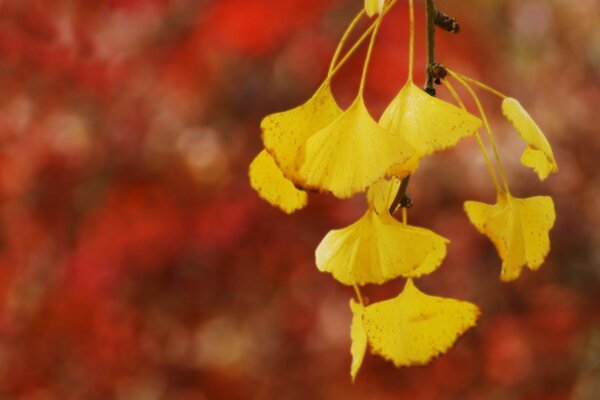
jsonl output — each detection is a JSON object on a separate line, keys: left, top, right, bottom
{"left": 0, "top": 0, "right": 598, "bottom": 399}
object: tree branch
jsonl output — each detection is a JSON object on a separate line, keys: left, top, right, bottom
{"left": 424, "top": 0, "right": 436, "bottom": 96}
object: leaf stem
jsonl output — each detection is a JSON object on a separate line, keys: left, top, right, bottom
{"left": 408, "top": 0, "right": 415, "bottom": 80}
{"left": 424, "top": 0, "right": 436, "bottom": 96}
{"left": 358, "top": 18, "right": 382, "bottom": 97}
{"left": 441, "top": 79, "right": 502, "bottom": 193}
{"left": 449, "top": 71, "right": 511, "bottom": 195}
{"left": 389, "top": 175, "right": 412, "bottom": 214}
{"left": 448, "top": 70, "right": 508, "bottom": 99}
{"left": 353, "top": 284, "right": 365, "bottom": 305}
{"left": 328, "top": 10, "right": 367, "bottom": 76}
{"left": 328, "top": 0, "right": 399, "bottom": 78}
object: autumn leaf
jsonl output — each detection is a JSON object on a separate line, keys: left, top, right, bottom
{"left": 351, "top": 279, "right": 479, "bottom": 369}
{"left": 380, "top": 80, "right": 482, "bottom": 179}
{"left": 261, "top": 83, "right": 343, "bottom": 182}
{"left": 502, "top": 97, "right": 558, "bottom": 180}
{"left": 316, "top": 207, "right": 448, "bottom": 285}
{"left": 464, "top": 192, "right": 556, "bottom": 281}
{"left": 297, "top": 97, "right": 414, "bottom": 198}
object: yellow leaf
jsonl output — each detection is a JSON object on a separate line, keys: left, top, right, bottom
{"left": 249, "top": 150, "right": 308, "bottom": 214}
{"left": 315, "top": 209, "right": 448, "bottom": 285}
{"left": 366, "top": 178, "right": 401, "bottom": 215}
{"left": 298, "top": 97, "right": 414, "bottom": 198}
{"left": 364, "top": 0, "right": 385, "bottom": 17}
{"left": 464, "top": 193, "right": 555, "bottom": 281}
{"left": 463, "top": 198, "right": 508, "bottom": 259}
{"left": 350, "top": 299, "right": 367, "bottom": 381}
{"left": 381, "top": 81, "right": 482, "bottom": 178}
{"left": 261, "top": 83, "right": 342, "bottom": 181}
{"left": 502, "top": 97, "right": 558, "bottom": 180}
{"left": 362, "top": 279, "right": 479, "bottom": 366}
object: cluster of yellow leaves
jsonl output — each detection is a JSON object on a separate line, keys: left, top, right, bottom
{"left": 249, "top": 76, "right": 484, "bottom": 211}
{"left": 462, "top": 95, "right": 557, "bottom": 281}
{"left": 318, "top": 175, "right": 481, "bottom": 377}
{"left": 247, "top": 10, "right": 487, "bottom": 377}
{"left": 249, "top": 1, "right": 559, "bottom": 382}
{"left": 251, "top": 80, "right": 415, "bottom": 203}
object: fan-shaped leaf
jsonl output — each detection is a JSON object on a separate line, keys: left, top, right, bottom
{"left": 261, "top": 83, "right": 342, "bottom": 181}
{"left": 361, "top": 279, "right": 479, "bottom": 366}
{"left": 465, "top": 193, "right": 555, "bottom": 281}
{"left": 298, "top": 97, "right": 414, "bottom": 198}
{"left": 316, "top": 209, "right": 448, "bottom": 285}
{"left": 381, "top": 81, "right": 482, "bottom": 178}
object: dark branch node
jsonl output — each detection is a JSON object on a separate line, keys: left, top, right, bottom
{"left": 424, "top": 86, "right": 437, "bottom": 96}
{"left": 428, "top": 63, "right": 447, "bottom": 85}
{"left": 434, "top": 10, "right": 460, "bottom": 33}
{"left": 399, "top": 195, "right": 413, "bottom": 209}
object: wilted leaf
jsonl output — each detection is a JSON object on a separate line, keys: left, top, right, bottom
{"left": 502, "top": 97, "right": 558, "bottom": 180}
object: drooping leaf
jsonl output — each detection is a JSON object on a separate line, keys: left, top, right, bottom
{"left": 361, "top": 279, "right": 479, "bottom": 366}
{"left": 261, "top": 83, "right": 342, "bottom": 181}
{"left": 315, "top": 209, "right": 448, "bottom": 285}
{"left": 464, "top": 192, "right": 555, "bottom": 281}
{"left": 380, "top": 81, "right": 482, "bottom": 179}
{"left": 501, "top": 97, "right": 558, "bottom": 180}
{"left": 350, "top": 299, "right": 367, "bottom": 381}
{"left": 248, "top": 150, "right": 308, "bottom": 214}
{"left": 298, "top": 97, "right": 414, "bottom": 198}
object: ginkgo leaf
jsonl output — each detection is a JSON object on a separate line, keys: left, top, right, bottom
{"left": 298, "top": 97, "right": 414, "bottom": 198}
{"left": 380, "top": 80, "right": 482, "bottom": 178}
{"left": 350, "top": 299, "right": 367, "bottom": 381}
{"left": 249, "top": 150, "right": 308, "bottom": 214}
{"left": 502, "top": 97, "right": 558, "bottom": 180}
{"left": 366, "top": 178, "right": 401, "bottom": 214}
{"left": 464, "top": 192, "right": 555, "bottom": 281}
{"left": 315, "top": 209, "right": 448, "bottom": 285}
{"left": 361, "top": 279, "right": 479, "bottom": 367}
{"left": 364, "top": 0, "right": 385, "bottom": 17}
{"left": 261, "top": 83, "right": 343, "bottom": 180}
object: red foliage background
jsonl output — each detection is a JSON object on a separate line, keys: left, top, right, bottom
{"left": 0, "top": 0, "right": 598, "bottom": 398}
